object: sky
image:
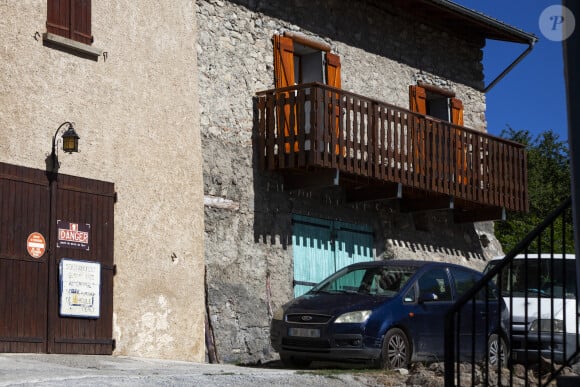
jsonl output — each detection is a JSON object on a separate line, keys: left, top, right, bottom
{"left": 453, "top": 0, "right": 570, "bottom": 142}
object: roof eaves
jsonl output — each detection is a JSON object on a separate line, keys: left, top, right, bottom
{"left": 428, "top": 0, "right": 538, "bottom": 44}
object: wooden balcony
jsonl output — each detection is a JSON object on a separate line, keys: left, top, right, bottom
{"left": 256, "top": 83, "right": 528, "bottom": 221}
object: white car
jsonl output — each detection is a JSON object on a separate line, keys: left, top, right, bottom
{"left": 484, "top": 254, "right": 579, "bottom": 364}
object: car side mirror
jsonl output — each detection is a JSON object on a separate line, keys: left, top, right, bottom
{"left": 418, "top": 292, "right": 439, "bottom": 303}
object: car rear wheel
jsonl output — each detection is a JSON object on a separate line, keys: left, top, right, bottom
{"left": 379, "top": 328, "right": 410, "bottom": 369}
{"left": 280, "top": 354, "right": 312, "bottom": 369}
{"left": 488, "top": 333, "right": 508, "bottom": 368}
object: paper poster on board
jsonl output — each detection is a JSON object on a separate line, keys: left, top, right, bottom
{"left": 59, "top": 259, "right": 101, "bottom": 318}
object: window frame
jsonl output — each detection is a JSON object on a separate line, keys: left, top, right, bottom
{"left": 44, "top": 0, "right": 102, "bottom": 59}
{"left": 272, "top": 33, "right": 342, "bottom": 154}
{"left": 409, "top": 84, "right": 468, "bottom": 183}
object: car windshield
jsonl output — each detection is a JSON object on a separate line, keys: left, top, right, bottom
{"left": 486, "top": 259, "right": 577, "bottom": 299}
{"left": 310, "top": 266, "right": 417, "bottom": 296}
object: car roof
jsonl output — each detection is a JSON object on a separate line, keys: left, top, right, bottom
{"left": 345, "top": 259, "right": 480, "bottom": 273}
{"left": 489, "top": 253, "right": 576, "bottom": 261}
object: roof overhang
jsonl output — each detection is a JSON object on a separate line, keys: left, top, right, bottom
{"left": 379, "top": 0, "right": 538, "bottom": 91}
{"left": 386, "top": 0, "right": 537, "bottom": 45}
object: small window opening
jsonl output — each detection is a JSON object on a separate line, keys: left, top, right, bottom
{"left": 426, "top": 92, "right": 451, "bottom": 122}
{"left": 293, "top": 42, "right": 326, "bottom": 85}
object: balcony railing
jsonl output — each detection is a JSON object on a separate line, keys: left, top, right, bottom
{"left": 256, "top": 83, "right": 528, "bottom": 212}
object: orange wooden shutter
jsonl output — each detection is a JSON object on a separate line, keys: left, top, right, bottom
{"left": 326, "top": 53, "right": 342, "bottom": 154}
{"left": 409, "top": 85, "right": 427, "bottom": 115}
{"left": 274, "top": 35, "right": 295, "bottom": 89}
{"left": 326, "top": 53, "right": 341, "bottom": 89}
{"left": 451, "top": 98, "right": 467, "bottom": 184}
{"left": 409, "top": 85, "right": 427, "bottom": 173}
{"left": 71, "top": 0, "right": 92, "bottom": 45}
{"left": 450, "top": 98, "right": 464, "bottom": 126}
{"left": 47, "top": 0, "right": 71, "bottom": 39}
{"left": 273, "top": 35, "right": 297, "bottom": 153}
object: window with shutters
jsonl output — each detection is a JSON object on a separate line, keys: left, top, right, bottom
{"left": 46, "top": 0, "right": 93, "bottom": 45}
{"left": 273, "top": 34, "right": 341, "bottom": 153}
{"left": 409, "top": 85, "right": 463, "bottom": 125}
{"left": 273, "top": 34, "right": 341, "bottom": 89}
{"left": 409, "top": 84, "right": 468, "bottom": 183}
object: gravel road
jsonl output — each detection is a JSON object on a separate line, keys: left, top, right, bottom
{"left": 0, "top": 354, "right": 397, "bottom": 386}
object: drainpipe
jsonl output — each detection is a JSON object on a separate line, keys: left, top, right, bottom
{"left": 427, "top": 0, "right": 538, "bottom": 93}
{"left": 483, "top": 41, "right": 536, "bottom": 92}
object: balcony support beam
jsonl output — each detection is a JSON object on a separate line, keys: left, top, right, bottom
{"left": 282, "top": 168, "right": 339, "bottom": 191}
{"left": 453, "top": 206, "right": 506, "bottom": 223}
{"left": 345, "top": 183, "right": 402, "bottom": 203}
{"left": 400, "top": 195, "right": 453, "bottom": 213}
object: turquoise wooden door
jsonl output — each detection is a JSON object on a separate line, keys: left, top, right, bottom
{"left": 292, "top": 215, "right": 374, "bottom": 297}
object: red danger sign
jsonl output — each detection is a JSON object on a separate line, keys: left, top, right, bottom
{"left": 57, "top": 220, "right": 90, "bottom": 250}
{"left": 27, "top": 232, "right": 46, "bottom": 259}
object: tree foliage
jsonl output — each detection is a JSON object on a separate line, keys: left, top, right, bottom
{"left": 495, "top": 128, "right": 573, "bottom": 253}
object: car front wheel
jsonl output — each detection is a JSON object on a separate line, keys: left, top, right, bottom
{"left": 379, "top": 328, "right": 410, "bottom": 369}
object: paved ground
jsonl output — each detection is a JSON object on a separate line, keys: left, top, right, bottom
{"left": 0, "top": 354, "right": 381, "bottom": 386}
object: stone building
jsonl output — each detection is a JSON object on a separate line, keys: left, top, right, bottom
{"left": 0, "top": 1, "right": 205, "bottom": 361}
{"left": 1, "top": 0, "right": 535, "bottom": 365}
{"left": 198, "top": 0, "right": 535, "bottom": 363}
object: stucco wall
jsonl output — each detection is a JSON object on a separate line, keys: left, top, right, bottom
{"left": 0, "top": 1, "right": 205, "bottom": 361}
{"left": 198, "top": 0, "right": 504, "bottom": 364}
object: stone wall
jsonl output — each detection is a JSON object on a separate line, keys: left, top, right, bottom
{"left": 0, "top": 1, "right": 205, "bottom": 361}
{"left": 197, "top": 0, "right": 502, "bottom": 364}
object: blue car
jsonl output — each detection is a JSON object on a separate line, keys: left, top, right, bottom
{"left": 270, "top": 260, "right": 508, "bottom": 369}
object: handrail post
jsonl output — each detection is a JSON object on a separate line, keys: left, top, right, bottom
{"left": 563, "top": 0, "right": 580, "bottom": 305}
{"left": 443, "top": 312, "right": 456, "bottom": 386}
{"left": 311, "top": 85, "right": 319, "bottom": 165}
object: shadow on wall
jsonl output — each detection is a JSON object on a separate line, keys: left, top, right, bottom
{"left": 251, "top": 97, "right": 292, "bottom": 249}
{"left": 250, "top": 98, "right": 490, "bottom": 267}
{"left": 252, "top": 196, "right": 293, "bottom": 249}
{"left": 381, "top": 209, "right": 492, "bottom": 267}
{"left": 387, "top": 237, "right": 487, "bottom": 262}
{"left": 227, "top": 0, "right": 484, "bottom": 87}
{"left": 250, "top": 96, "right": 385, "bottom": 254}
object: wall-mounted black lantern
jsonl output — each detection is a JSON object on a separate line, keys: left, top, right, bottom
{"left": 60, "top": 123, "right": 80, "bottom": 154}
{"left": 50, "top": 121, "right": 80, "bottom": 173}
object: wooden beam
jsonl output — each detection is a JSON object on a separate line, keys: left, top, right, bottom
{"left": 282, "top": 168, "right": 338, "bottom": 190}
{"left": 345, "top": 183, "right": 402, "bottom": 203}
{"left": 283, "top": 31, "right": 331, "bottom": 52}
{"left": 453, "top": 207, "right": 506, "bottom": 223}
{"left": 417, "top": 81, "right": 456, "bottom": 97}
{"left": 400, "top": 195, "right": 454, "bottom": 213}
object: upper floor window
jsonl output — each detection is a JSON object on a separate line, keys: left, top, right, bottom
{"left": 273, "top": 34, "right": 341, "bottom": 153}
{"left": 409, "top": 85, "right": 463, "bottom": 126}
{"left": 409, "top": 84, "right": 469, "bottom": 183}
{"left": 47, "top": 0, "right": 93, "bottom": 45}
{"left": 273, "top": 34, "right": 341, "bottom": 90}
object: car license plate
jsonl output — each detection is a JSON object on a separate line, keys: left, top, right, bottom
{"left": 288, "top": 327, "right": 321, "bottom": 338}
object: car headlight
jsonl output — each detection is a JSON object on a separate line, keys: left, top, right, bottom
{"left": 335, "top": 310, "right": 371, "bottom": 324}
{"left": 272, "top": 306, "right": 285, "bottom": 321}
{"left": 529, "top": 319, "right": 565, "bottom": 333}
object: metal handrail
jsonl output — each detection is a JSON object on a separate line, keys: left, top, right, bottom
{"left": 444, "top": 197, "right": 577, "bottom": 386}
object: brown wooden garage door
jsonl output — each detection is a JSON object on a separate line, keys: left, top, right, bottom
{"left": 0, "top": 162, "right": 115, "bottom": 354}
